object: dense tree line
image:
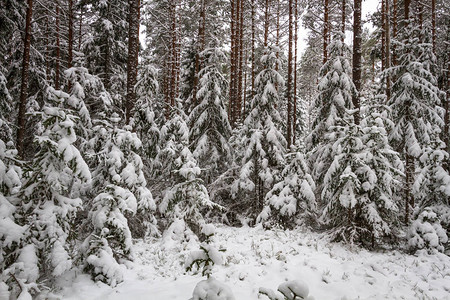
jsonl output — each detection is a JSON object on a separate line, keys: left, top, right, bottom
{"left": 0, "top": 0, "right": 449, "bottom": 298}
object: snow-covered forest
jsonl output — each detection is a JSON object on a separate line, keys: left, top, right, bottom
{"left": 0, "top": 0, "right": 449, "bottom": 299}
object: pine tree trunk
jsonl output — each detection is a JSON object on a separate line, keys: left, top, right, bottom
{"left": 341, "top": 0, "right": 346, "bottom": 42}
{"left": 432, "top": 0, "right": 436, "bottom": 53}
{"left": 381, "top": 0, "right": 386, "bottom": 72}
{"left": 79, "top": 5, "right": 83, "bottom": 52}
{"left": 293, "top": 0, "right": 298, "bottom": 142}
{"left": 392, "top": 0, "right": 397, "bottom": 65}
{"left": 126, "top": 0, "right": 140, "bottom": 124}
{"left": 46, "top": 15, "right": 50, "bottom": 81}
{"left": 385, "top": 0, "right": 391, "bottom": 101}
{"left": 404, "top": 0, "right": 410, "bottom": 19}
{"left": 264, "top": 0, "right": 269, "bottom": 47}
{"left": 323, "top": 0, "right": 329, "bottom": 64}
{"left": 68, "top": 0, "right": 74, "bottom": 91}
{"left": 287, "top": 0, "right": 293, "bottom": 148}
{"left": 237, "top": 0, "right": 244, "bottom": 123}
{"left": 445, "top": 64, "right": 450, "bottom": 171}
{"left": 55, "top": 3, "right": 61, "bottom": 90}
{"left": 251, "top": 0, "right": 256, "bottom": 99}
{"left": 193, "top": 0, "right": 206, "bottom": 107}
{"left": 17, "top": 0, "right": 33, "bottom": 158}
{"left": 229, "top": 0, "right": 236, "bottom": 125}
{"left": 352, "top": 0, "right": 362, "bottom": 124}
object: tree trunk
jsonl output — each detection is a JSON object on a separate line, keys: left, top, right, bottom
{"left": 229, "top": 0, "right": 236, "bottom": 125}
{"left": 293, "top": 0, "right": 298, "bottom": 142}
{"left": 445, "top": 63, "right": 450, "bottom": 171}
{"left": 392, "top": 0, "right": 397, "bottom": 65}
{"left": 352, "top": 0, "right": 362, "bottom": 124}
{"left": 323, "top": 0, "right": 329, "bottom": 64}
{"left": 251, "top": 0, "right": 256, "bottom": 99}
{"left": 381, "top": 0, "right": 386, "bottom": 72}
{"left": 17, "top": 0, "right": 33, "bottom": 158}
{"left": 237, "top": 0, "right": 244, "bottom": 123}
{"left": 404, "top": 0, "right": 410, "bottom": 19}
{"left": 55, "top": 3, "right": 61, "bottom": 90}
{"left": 385, "top": 0, "right": 391, "bottom": 101}
{"left": 126, "top": 0, "right": 140, "bottom": 124}
{"left": 341, "top": 0, "right": 346, "bottom": 42}
{"left": 287, "top": 0, "right": 293, "bottom": 148}
{"left": 78, "top": 5, "right": 83, "bottom": 52}
{"left": 432, "top": 0, "right": 436, "bottom": 53}
{"left": 193, "top": 0, "right": 206, "bottom": 107}
{"left": 68, "top": 0, "right": 74, "bottom": 91}
{"left": 264, "top": 0, "right": 269, "bottom": 47}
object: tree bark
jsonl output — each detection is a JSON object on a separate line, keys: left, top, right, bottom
{"left": 352, "top": 0, "right": 362, "bottom": 124}
{"left": 381, "top": 0, "right": 386, "bottom": 72}
{"left": 68, "top": 0, "right": 74, "bottom": 91}
{"left": 264, "top": 0, "right": 269, "bottom": 47}
{"left": 229, "top": 0, "right": 236, "bottom": 125}
{"left": 392, "top": 0, "right": 397, "bottom": 65}
{"left": 251, "top": 0, "right": 256, "bottom": 99}
{"left": 126, "top": 0, "right": 140, "bottom": 124}
{"left": 432, "top": 0, "right": 436, "bottom": 53}
{"left": 385, "top": 0, "right": 391, "bottom": 101}
{"left": 17, "top": 0, "right": 33, "bottom": 158}
{"left": 323, "top": 0, "right": 329, "bottom": 64}
{"left": 404, "top": 0, "right": 410, "bottom": 19}
{"left": 237, "top": 0, "right": 244, "bottom": 123}
{"left": 55, "top": 3, "right": 61, "bottom": 90}
{"left": 287, "top": 0, "right": 293, "bottom": 148}
{"left": 341, "top": 0, "right": 346, "bottom": 42}
{"left": 293, "top": 0, "right": 298, "bottom": 142}
{"left": 193, "top": 0, "right": 206, "bottom": 107}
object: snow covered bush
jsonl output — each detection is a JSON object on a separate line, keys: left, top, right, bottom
{"left": 258, "top": 151, "right": 316, "bottom": 229}
{"left": 83, "top": 116, "right": 156, "bottom": 285}
{"left": 231, "top": 46, "right": 286, "bottom": 218}
{"left": 188, "top": 46, "right": 232, "bottom": 182}
{"left": 407, "top": 208, "right": 448, "bottom": 253}
{"left": 9, "top": 88, "right": 91, "bottom": 292}
{"left": 259, "top": 279, "right": 314, "bottom": 300}
{"left": 187, "top": 224, "right": 234, "bottom": 300}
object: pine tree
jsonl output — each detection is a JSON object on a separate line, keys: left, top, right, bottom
{"left": 231, "top": 46, "right": 287, "bottom": 218}
{"left": 188, "top": 45, "right": 232, "bottom": 182}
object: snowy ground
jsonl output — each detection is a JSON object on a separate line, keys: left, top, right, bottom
{"left": 59, "top": 225, "right": 450, "bottom": 300}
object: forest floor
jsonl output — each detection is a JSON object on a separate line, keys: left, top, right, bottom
{"left": 59, "top": 225, "right": 450, "bottom": 300}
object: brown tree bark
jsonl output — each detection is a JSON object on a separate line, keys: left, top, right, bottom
{"left": 126, "top": 0, "right": 140, "bottom": 124}
{"left": 46, "top": 15, "right": 50, "bottom": 81}
{"left": 78, "top": 5, "right": 83, "bottom": 52}
{"left": 68, "top": 0, "right": 74, "bottom": 91}
{"left": 352, "top": 0, "right": 362, "bottom": 124}
{"left": 193, "top": 0, "right": 206, "bottom": 107}
{"left": 323, "top": 0, "right": 329, "bottom": 64}
{"left": 287, "top": 0, "right": 293, "bottom": 148}
{"left": 392, "top": 0, "right": 397, "bottom": 65}
{"left": 404, "top": 0, "right": 411, "bottom": 19}
{"left": 385, "top": 0, "right": 391, "bottom": 101}
{"left": 251, "top": 0, "right": 256, "bottom": 99}
{"left": 17, "top": 0, "right": 33, "bottom": 158}
{"left": 237, "top": 0, "right": 244, "bottom": 123}
{"left": 229, "top": 0, "right": 236, "bottom": 125}
{"left": 381, "top": 0, "right": 386, "bottom": 72}
{"left": 264, "top": 0, "right": 270, "bottom": 47}
{"left": 293, "top": 0, "right": 298, "bottom": 142}
{"left": 432, "top": 0, "right": 436, "bottom": 53}
{"left": 341, "top": 0, "right": 346, "bottom": 42}
{"left": 445, "top": 64, "right": 450, "bottom": 171}
{"left": 55, "top": 3, "right": 61, "bottom": 90}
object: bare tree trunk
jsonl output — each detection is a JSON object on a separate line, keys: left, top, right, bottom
{"left": 46, "top": 15, "right": 50, "bottom": 81}
{"left": 126, "top": 0, "right": 140, "bottom": 124}
{"left": 264, "top": 0, "right": 269, "bottom": 47}
{"left": 352, "top": 0, "right": 362, "bottom": 124}
{"left": 251, "top": 0, "right": 256, "bottom": 99}
{"left": 68, "top": 0, "right": 74, "bottom": 91}
{"left": 293, "top": 0, "right": 298, "bottom": 142}
{"left": 392, "top": 0, "right": 397, "bottom": 65}
{"left": 341, "top": 0, "right": 346, "bottom": 42}
{"left": 193, "top": 0, "right": 206, "bottom": 107}
{"left": 287, "top": 0, "right": 293, "bottom": 148}
{"left": 385, "top": 0, "right": 391, "bottom": 101}
{"left": 17, "top": 0, "right": 33, "bottom": 158}
{"left": 445, "top": 64, "right": 450, "bottom": 171}
{"left": 432, "top": 0, "right": 436, "bottom": 53}
{"left": 405, "top": 0, "right": 411, "bottom": 19}
{"left": 55, "top": 3, "right": 61, "bottom": 90}
{"left": 229, "top": 0, "right": 236, "bottom": 125}
{"left": 237, "top": 0, "right": 244, "bottom": 123}
{"left": 78, "top": 5, "right": 83, "bottom": 52}
{"left": 381, "top": 0, "right": 386, "bottom": 72}
{"left": 323, "top": 0, "right": 329, "bottom": 64}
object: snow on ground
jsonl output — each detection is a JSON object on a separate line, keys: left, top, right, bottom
{"left": 60, "top": 225, "right": 450, "bottom": 300}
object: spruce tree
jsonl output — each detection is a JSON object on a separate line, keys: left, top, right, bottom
{"left": 188, "top": 45, "right": 232, "bottom": 182}
{"left": 231, "top": 46, "right": 287, "bottom": 218}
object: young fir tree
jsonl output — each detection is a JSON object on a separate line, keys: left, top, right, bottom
{"left": 156, "top": 108, "right": 221, "bottom": 237}
{"left": 306, "top": 32, "right": 355, "bottom": 187}
{"left": 231, "top": 46, "right": 287, "bottom": 218}
{"left": 0, "top": 67, "right": 13, "bottom": 141}
{"left": 188, "top": 45, "right": 232, "bottom": 182}
{"left": 11, "top": 88, "right": 91, "bottom": 291}
{"left": 83, "top": 116, "right": 156, "bottom": 286}
{"left": 0, "top": 140, "right": 25, "bottom": 297}
{"left": 258, "top": 151, "right": 316, "bottom": 229}
{"left": 387, "top": 21, "right": 443, "bottom": 223}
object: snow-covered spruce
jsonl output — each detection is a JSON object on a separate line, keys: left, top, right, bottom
{"left": 11, "top": 89, "right": 91, "bottom": 292}
{"left": 320, "top": 119, "right": 403, "bottom": 246}
{"left": 258, "top": 151, "right": 316, "bottom": 229}
{"left": 0, "top": 139, "right": 25, "bottom": 297}
{"left": 83, "top": 116, "right": 156, "bottom": 285}
{"left": 407, "top": 208, "right": 448, "bottom": 253}
{"left": 155, "top": 108, "right": 221, "bottom": 236}
{"left": 188, "top": 46, "right": 232, "bottom": 182}
{"left": 0, "top": 66, "right": 13, "bottom": 141}
{"left": 231, "top": 46, "right": 286, "bottom": 218}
